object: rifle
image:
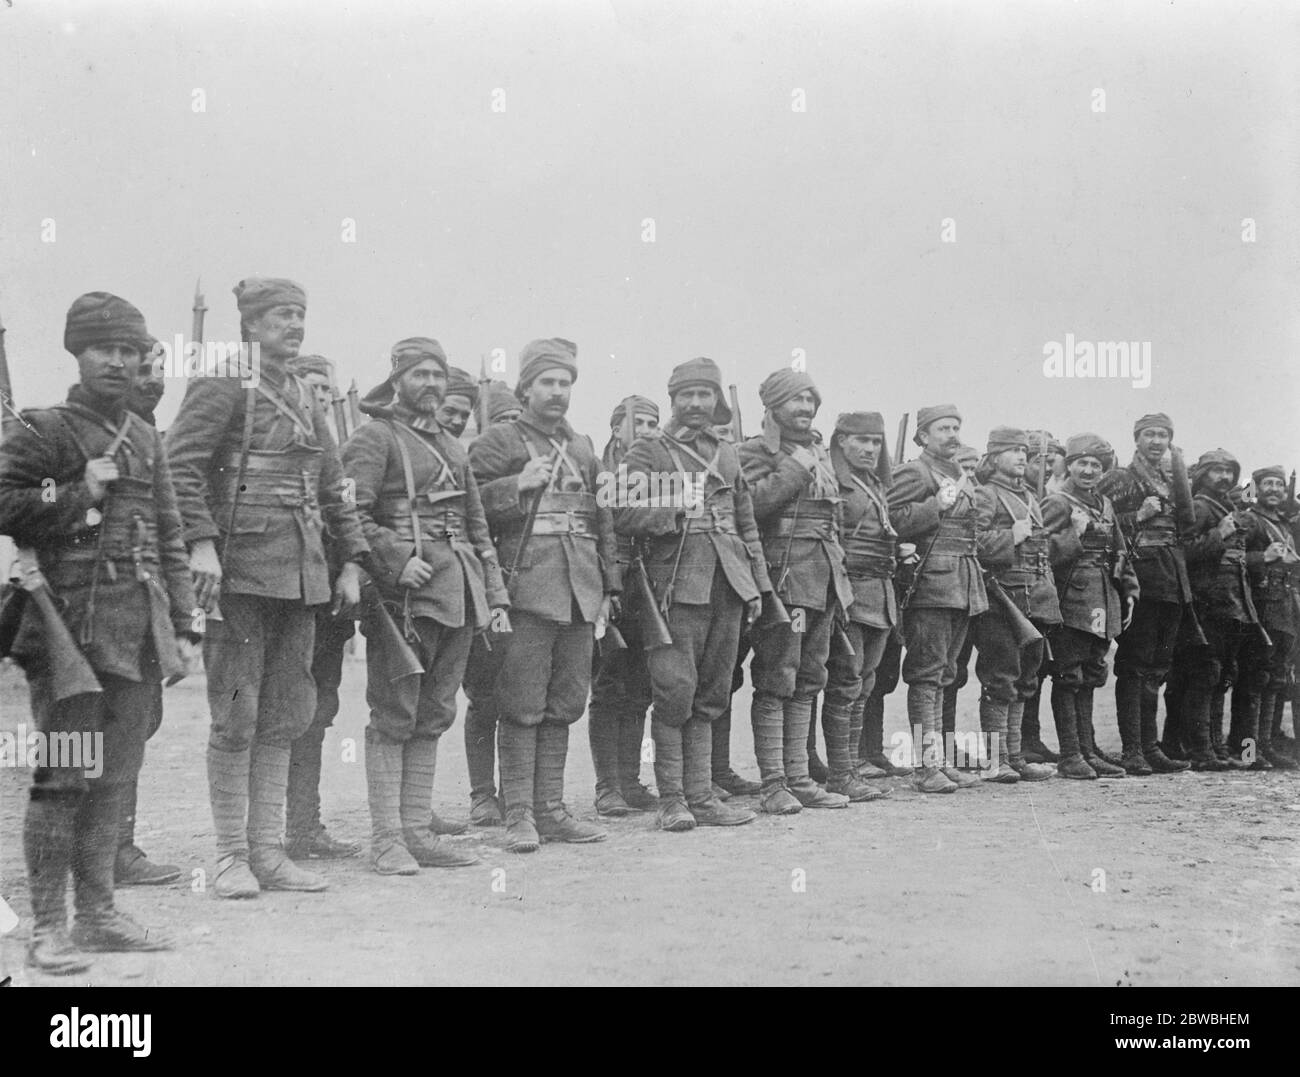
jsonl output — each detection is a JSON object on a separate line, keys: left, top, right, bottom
{"left": 346, "top": 380, "right": 362, "bottom": 431}
{"left": 1, "top": 551, "right": 102, "bottom": 701}
{"left": 1169, "top": 445, "right": 1196, "bottom": 534}
{"left": 728, "top": 384, "right": 744, "bottom": 442}
{"left": 477, "top": 353, "right": 490, "bottom": 435}
{"left": 327, "top": 361, "right": 350, "bottom": 441}
{"left": 191, "top": 279, "right": 207, "bottom": 360}
{"left": 505, "top": 444, "right": 562, "bottom": 599}
{"left": 629, "top": 555, "right": 674, "bottom": 648}
{"left": 1033, "top": 431, "right": 1047, "bottom": 502}
{"left": 894, "top": 412, "right": 909, "bottom": 468}
{"left": 983, "top": 572, "right": 1044, "bottom": 649}
{"left": 359, "top": 579, "right": 424, "bottom": 684}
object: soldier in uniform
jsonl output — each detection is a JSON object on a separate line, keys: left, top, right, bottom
{"left": 1041, "top": 434, "right": 1138, "bottom": 779}
{"left": 344, "top": 337, "right": 508, "bottom": 872}
{"left": 280, "top": 354, "right": 361, "bottom": 860}
{"left": 165, "top": 277, "right": 368, "bottom": 898}
{"left": 436, "top": 367, "right": 478, "bottom": 440}
{"left": 1178, "top": 450, "right": 1274, "bottom": 770}
{"left": 1096, "top": 413, "right": 1194, "bottom": 775}
{"left": 887, "top": 405, "right": 987, "bottom": 792}
{"left": 615, "top": 358, "right": 768, "bottom": 829}
{"left": 820, "top": 412, "right": 896, "bottom": 798}
{"left": 971, "top": 427, "right": 1064, "bottom": 781}
{"left": 483, "top": 381, "right": 522, "bottom": 426}
{"left": 739, "top": 369, "right": 853, "bottom": 813}
{"left": 588, "top": 395, "right": 660, "bottom": 816}
{"left": 939, "top": 444, "right": 980, "bottom": 755}
{"left": 1243, "top": 466, "right": 1300, "bottom": 768}
{"left": 0, "top": 293, "right": 200, "bottom": 971}
{"left": 469, "top": 338, "right": 620, "bottom": 852}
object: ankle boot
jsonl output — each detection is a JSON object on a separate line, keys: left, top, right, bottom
{"left": 1051, "top": 684, "right": 1097, "bottom": 779}
{"left": 1259, "top": 690, "right": 1297, "bottom": 768}
{"left": 785, "top": 697, "right": 849, "bottom": 807}
{"left": 588, "top": 699, "right": 629, "bottom": 816}
{"left": 1209, "top": 688, "right": 1239, "bottom": 765}
{"left": 712, "top": 704, "right": 760, "bottom": 794}
{"left": 824, "top": 698, "right": 888, "bottom": 801}
{"left": 862, "top": 691, "right": 911, "bottom": 775}
{"left": 752, "top": 691, "right": 799, "bottom": 813}
{"left": 1140, "top": 676, "right": 1189, "bottom": 772}
{"left": 849, "top": 695, "right": 887, "bottom": 778}
{"left": 25, "top": 790, "right": 91, "bottom": 973}
{"left": 365, "top": 730, "right": 418, "bottom": 875}
{"left": 1115, "top": 675, "right": 1153, "bottom": 774}
{"left": 1019, "top": 685, "right": 1058, "bottom": 763}
{"left": 653, "top": 718, "right": 695, "bottom": 831}
{"left": 286, "top": 723, "right": 326, "bottom": 852}
{"left": 249, "top": 741, "right": 328, "bottom": 890}
{"left": 1007, "top": 700, "right": 1054, "bottom": 780}
{"left": 207, "top": 745, "right": 259, "bottom": 898}
{"left": 1256, "top": 695, "right": 1293, "bottom": 769}
{"left": 114, "top": 778, "right": 181, "bottom": 885}
{"left": 498, "top": 721, "right": 539, "bottom": 852}
{"left": 401, "top": 737, "right": 479, "bottom": 867}
{"left": 1076, "top": 689, "right": 1125, "bottom": 777}
{"left": 536, "top": 723, "right": 606, "bottom": 843}
{"left": 937, "top": 689, "right": 979, "bottom": 788}
{"left": 618, "top": 705, "right": 657, "bottom": 809}
{"left": 684, "top": 719, "right": 755, "bottom": 825}
{"left": 979, "top": 695, "right": 1019, "bottom": 783}
{"left": 1183, "top": 686, "right": 1230, "bottom": 771}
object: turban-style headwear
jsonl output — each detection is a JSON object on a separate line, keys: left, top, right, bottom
{"left": 667, "top": 357, "right": 731, "bottom": 424}
{"left": 63, "top": 292, "right": 150, "bottom": 356}
{"left": 232, "top": 277, "right": 306, "bottom": 321}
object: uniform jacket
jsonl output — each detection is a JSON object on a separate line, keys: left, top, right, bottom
{"left": 1184, "top": 493, "right": 1259, "bottom": 625}
{"left": 1243, "top": 507, "right": 1300, "bottom": 637}
{"left": 887, "top": 449, "right": 988, "bottom": 614}
{"left": 613, "top": 423, "right": 770, "bottom": 605}
{"left": 1041, "top": 481, "right": 1138, "bottom": 640}
{"left": 0, "top": 385, "right": 198, "bottom": 681}
{"left": 833, "top": 452, "right": 896, "bottom": 629}
{"left": 1097, "top": 460, "right": 1193, "bottom": 604}
{"left": 164, "top": 365, "right": 367, "bottom": 604}
{"left": 738, "top": 432, "right": 853, "bottom": 613}
{"left": 470, "top": 413, "right": 620, "bottom": 623}
{"left": 343, "top": 406, "right": 507, "bottom": 630}
{"left": 973, "top": 474, "right": 1063, "bottom": 624}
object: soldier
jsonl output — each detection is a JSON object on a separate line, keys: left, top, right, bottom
{"left": 1177, "top": 450, "right": 1273, "bottom": 770}
{"left": 0, "top": 292, "right": 200, "bottom": 971}
{"left": 469, "top": 338, "right": 620, "bottom": 852}
{"left": 483, "top": 381, "right": 522, "bottom": 426}
{"left": 588, "top": 395, "right": 660, "bottom": 816}
{"left": 1018, "top": 433, "right": 1064, "bottom": 765}
{"left": 971, "top": 427, "right": 1065, "bottom": 781}
{"left": 1097, "top": 413, "right": 1194, "bottom": 775}
{"left": 1041, "top": 434, "right": 1138, "bottom": 779}
{"left": 887, "top": 404, "right": 986, "bottom": 792}
{"left": 436, "top": 367, "right": 478, "bottom": 440}
{"left": 615, "top": 358, "right": 768, "bottom": 829}
{"left": 281, "top": 354, "right": 361, "bottom": 861}
{"left": 112, "top": 337, "right": 184, "bottom": 886}
{"left": 165, "top": 277, "right": 368, "bottom": 898}
{"left": 739, "top": 370, "right": 853, "bottom": 813}
{"left": 1243, "top": 466, "right": 1300, "bottom": 768}
{"left": 938, "top": 444, "right": 980, "bottom": 754}
{"left": 343, "top": 338, "right": 507, "bottom": 872}
{"left": 819, "top": 412, "right": 896, "bottom": 799}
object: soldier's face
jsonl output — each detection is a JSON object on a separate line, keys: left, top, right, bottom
{"left": 957, "top": 455, "right": 978, "bottom": 478}
{"left": 247, "top": 304, "right": 305, "bottom": 361}
{"left": 1136, "top": 425, "right": 1170, "bottom": 462}
{"left": 77, "top": 342, "right": 139, "bottom": 404}
{"left": 1068, "top": 456, "right": 1103, "bottom": 490}
{"left": 995, "top": 447, "right": 1027, "bottom": 480}
{"left": 672, "top": 386, "right": 716, "bottom": 430}
{"left": 772, "top": 390, "right": 818, "bottom": 435}
{"left": 1258, "top": 477, "right": 1284, "bottom": 508}
{"left": 301, "top": 372, "right": 332, "bottom": 412}
{"left": 396, "top": 360, "right": 448, "bottom": 414}
{"left": 1203, "top": 463, "right": 1235, "bottom": 493}
{"left": 920, "top": 418, "right": 962, "bottom": 458}
{"left": 436, "top": 393, "right": 474, "bottom": 437}
{"left": 493, "top": 408, "right": 521, "bottom": 424}
{"left": 523, "top": 368, "right": 572, "bottom": 422}
{"left": 838, "top": 432, "right": 881, "bottom": 473}
{"left": 132, "top": 346, "right": 166, "bottom": 412}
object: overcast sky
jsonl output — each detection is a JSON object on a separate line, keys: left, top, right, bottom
{"left": 2, "top": 0, "right": 1297, "bottom": 470}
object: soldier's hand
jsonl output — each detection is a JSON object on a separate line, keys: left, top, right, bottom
{"left": 1070, "top": 509, "right": 1090, "bottom": 537}
{"left": 397, "top": 556, "right": 433, "bottom": 590}
{"left": 936, "top": 482, "right": 958, "bottom": 510}
{"left": 897, "top": 542, "right": 918, "bottom": 563}
{"left": 745, "top": 596, "right": 762, "bottom": 626}
{"left": 1135, "top": 495, "right": 1163, "bottom": 523}
{"left": 331, "top": 562, "right": 362, "bottom": 616}
{"left": 1264, "top": 541, "right": 1287, "bottom": 563}
{"left": 1216, "top": 513, "right": 1240, "bottom": 540}
{"left": 189, "top": 540, "right": 222, "bottom": 612}
{"left": 789, "top": 445, "right": 819, "bottom": 473}
{"left": 517, "top": 456, "right": 553, "bottom": 494}
{"left": 1011, "top": 519, "right": 1033, "bottom": 545}
{"left": 1122, "top": 596, "right": 1136, "bottom": 632}
{"left": 171, "top": 636, "right": 203, "bottom": 682}
{"left": 84, "top": 456, "right": 120, "bottom": 502}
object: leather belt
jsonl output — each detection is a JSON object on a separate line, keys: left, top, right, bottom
{"left": 763, "top": 519, "right": 836, "bottom": 541}
{"left": 530, "top": 511, "right": 596, "bottom": 536}
{"left": 928, "top": 535, "right": 977, "bottom": 555}
{"left": 1134, "top": 533, "right": 1178, "bottom": 549}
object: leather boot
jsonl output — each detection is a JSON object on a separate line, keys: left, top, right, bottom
{"left": 653, "top": 718, "right": 696, "bottom": 832}
{"left": 979, "top": 694, "right": 1019, "bottom": 783}
{"left": 752, "top": 691, "right": 800, "bottom": 813}
{"left": 71, "top": 783, "right": 171, "bottom": 952}
{"left": 1210, "top": 688, "right": 1239, "bottom": 765}
{"left": 469, "top": 791, "right": 505, "bottom": 827}
{"left": 685, "top": 719, "right": 755, "bottom": 825}
{"left": 365, "top": 730, "right": 418, "bottom": 875}
{"left": 1019, "top": 683, "right": 1058, "bottom": 763}
{"left": 713, "top": 704, "right": 763, "bottom": 795}
{"left": 207, "top": 744, "right": 259, "bottom": 898}
{"left": 115, "top": 778, "right": 181, "bottom": 885}
{"left": 849, "top": 695, "right": 887, "bottom": 778}
{"left": 498, "top": 720, "right": 539, "bottom": 853}
{"left": 402, "top": 737, "right": 479, "bottom": 867}
{"left": 1161, "top": 674, "right": 1191, "bottom": 760}
{"left": 786, "top": 697, "right": 850, "bottom": 807}
{"left": 938, "top": 686, "right": 979, "bottom": 790}
{"left": 1183, "top": 686, "right": 1230, "bottom": 771}
{"left": 284, "top": 724, "right": 358, "bottom": 860}
{"left": 909, "top": 684, "right": 956, "bottom": 792}
{"left": 535, "top": 723, "right": 607, "bottom": 843}
{"left": 618, "top": 705, "right": 658, "bottom": 809}
{"left": 1114, "top": 675, "right": 1153, "bottom": 775}
{"left": 464, "top": 696, "right": 500, "bottom": 814}
{"left": 248, "top": 741, "right": 328, "bottom": 890}
{"left": 1007, "top": 700, "right": 1054, "bottom": 780}
{"left": 824, "top": 698, "right": 888, "bottom": 801}
{"left": 25, "top": 790, "right": 91, "bottom": 973}
{"left": 1076, "top": 689, "right": 1126, "bottom": 777}
{"left": 1141, "top": 676, "right": 1190, "bottom": 772}
{"left": 589, "top": 699, "right": 629, "bottom": 816}
{"left": 1256, "top": 694, "right": 1292, "bottom": 769}
{"left": 862, "top": 691, "right": 911, "bottom": 775}
{"left": 806, "top": 694, "right": 829, "bottom": 783}
{"left": 1259, "top": 690, "right": 1297, "bottom": 769}
{"left": 1051, "top": 684, "right": 1096, "bottom": 779}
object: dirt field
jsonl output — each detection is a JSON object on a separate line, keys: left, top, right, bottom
{"left": 2, "top": 654, "right": 1298, "bottom": 987}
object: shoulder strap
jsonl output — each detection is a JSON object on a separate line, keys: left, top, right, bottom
{"left": 385, "top": 422, "right": 424, "bottom": 563}
{"left": 221, "top": 386, "right": 257, "bottom": 562}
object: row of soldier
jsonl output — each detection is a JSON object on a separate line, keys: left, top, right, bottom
{"left": 2, "top": 280, "right": 1297, "bottom": 976}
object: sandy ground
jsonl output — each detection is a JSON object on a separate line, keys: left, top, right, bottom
{"left": 2, "top": 652, "right": 1299, "bottom": 987}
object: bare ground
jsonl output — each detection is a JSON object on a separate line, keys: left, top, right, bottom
{"left": 2, "top": 656, "right": 1298, "bottom": 986}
